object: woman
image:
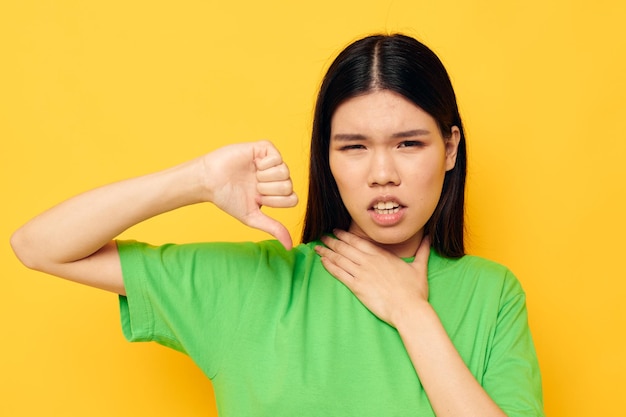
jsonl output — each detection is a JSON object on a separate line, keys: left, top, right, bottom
{"left": 11, "top": 34, "right": 544, "bottom": 416}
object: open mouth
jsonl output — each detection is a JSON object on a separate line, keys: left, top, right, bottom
{"left": 372, "top": 201, "right": 401, "bottom": 215}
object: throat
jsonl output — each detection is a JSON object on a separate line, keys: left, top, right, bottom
{"left": 347, "top": 223, "right": 424, "bottom": 258}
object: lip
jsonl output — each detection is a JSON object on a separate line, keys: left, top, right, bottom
{"left": 367, "top": 195, "right": 406, "bottom": 209}
{"left": 367, "top": 195, "right": 406, "bottom": 226}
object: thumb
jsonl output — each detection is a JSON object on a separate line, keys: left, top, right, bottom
{"left": 244, "top": 211, "right": 294, "bottom": 250}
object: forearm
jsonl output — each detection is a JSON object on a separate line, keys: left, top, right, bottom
{"left": 11, "top": 141, "right": 296, "bottom": 293}
{"left": 11, "top": 157, "right": 205, "bottom": 270}
{"left": 396, "top": 303, "right": 506, "bottom": 417}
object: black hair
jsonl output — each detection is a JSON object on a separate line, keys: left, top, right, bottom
{"left": 302, "top": 34, "right": 467, "bottom": 258}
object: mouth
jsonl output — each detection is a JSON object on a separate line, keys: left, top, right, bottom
{"left": 371, "top": 200, "right": 402, "bottom": 215}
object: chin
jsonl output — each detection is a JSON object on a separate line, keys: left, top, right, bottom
{"left": 348, "top": 221, "right": 422, "bottom": 247}
{"left": 366, "top": 230, "right": 420, "bottom": 247}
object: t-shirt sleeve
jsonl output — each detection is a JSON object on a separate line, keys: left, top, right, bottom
{"left": 116, "top": 240, "right": 263, "bottom": 378}
{"left": 483, "top": 270, "right": 545, "bottom": 416}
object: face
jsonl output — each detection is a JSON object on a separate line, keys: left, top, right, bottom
{"left": 329, "top": 90, "right": 460, "bottom": 257}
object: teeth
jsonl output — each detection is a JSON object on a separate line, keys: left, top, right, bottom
{"left": 374, "top": 201, "right": 399, "bottom": 209}
{"left": 373, "top": 201, "right": 400, "bottom": 214}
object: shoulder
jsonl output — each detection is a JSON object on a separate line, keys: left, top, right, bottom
{"left": 116, "top": 238, "right": 319, "bottom": 269}
{"left": 429, "top": 250, "right": 512, "bottom": 278}
{"left": 429, "top": 251, "right": 524, "bottom": 300}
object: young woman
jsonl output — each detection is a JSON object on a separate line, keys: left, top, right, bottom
{"left": 11, "top": 34, "right": 544, "bottom": 416}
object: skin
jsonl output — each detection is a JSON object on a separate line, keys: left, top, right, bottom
{"left": 314, "top": 90, "right": 506, "bottom": 416}
{"left": 10, "top": 141, "right": 297, "bottom": 294}
{"left": 11, "top": 91, "right": 505, "bottom": 416}
{"left": 326, "top": 89, "right": 458, "bottom": 258}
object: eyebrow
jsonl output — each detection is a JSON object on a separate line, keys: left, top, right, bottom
{"left": 332, "top": 129, "right": 431, "bottom": 141}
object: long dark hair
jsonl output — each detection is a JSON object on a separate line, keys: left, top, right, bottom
{"left": 302, "top": 34, "right": 467, "bottom": 258}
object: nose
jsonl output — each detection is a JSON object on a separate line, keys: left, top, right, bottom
{"left": 367, "top": 151, "right": 400, "bottom": 186}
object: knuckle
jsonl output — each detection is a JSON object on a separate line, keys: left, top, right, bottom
{"left": 278, "top": 164, "right": 290, "bottom": 177}
{"left": 279, "top": 180, "right": 293, "bottom": 195}
{"left": 257, "top": 139, "right": 272, "bottom": 148}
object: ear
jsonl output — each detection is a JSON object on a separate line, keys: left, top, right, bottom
{"left": 444, "top": 126, "right": 461, "bottom": 171}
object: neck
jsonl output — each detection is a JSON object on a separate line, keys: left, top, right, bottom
{"left": 347, "top": 224, "right": 423, "bottom": 258}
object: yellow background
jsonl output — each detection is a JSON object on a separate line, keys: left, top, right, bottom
{"left": 2, "top": 1, "right": 625, "bottom": 416}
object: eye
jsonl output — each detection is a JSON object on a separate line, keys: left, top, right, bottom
{"left": 398, "top": 140, "right": 425, "bottom": 148}
{"left": 339, "top": 144, "right": 366, "bottom": 151}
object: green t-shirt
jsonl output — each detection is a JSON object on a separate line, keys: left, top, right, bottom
{"left": 118, "top": 239, "right": 543, "bottom": 416}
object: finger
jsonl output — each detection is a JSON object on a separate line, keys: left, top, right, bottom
{"left": 315, "top": 245, "right": 359, "bottom": 282}
{"left": 320, "top": 234, "right": 366, "bottom": 266}
{"left": 318, "top": 254, "right": 357, "bottom": 288}
{"left": 258, "top": 193, "right": 299, "bottom": 208}
{"left": 332, "top": 229, "right": 383, "bottom": 256}
{"left": 257, "top": 163, "right": 290, "bottom": 182}
{"left": 254, "top": 143, "right": 283, "bottom": 171}
{"left": 245, "top": 211, "right": 294, "bottom": 250}
{"left": 318, "top": 237, "right": 362, "bottom": 276}
{"left": 257, "top": 179, "right": 294, "bottom": 197}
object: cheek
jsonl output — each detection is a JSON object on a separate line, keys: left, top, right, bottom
{"left": 408, "top": 160, "right": 447, "bottom": 199}
{"left": 421, "top": 162, "right": 446, "bottom": 184}
{"left": 329, "top": 155, "right": 352, "bottom": 190}
{"left": 330, "top": 162, "right": 362, "bottom": 214}
{"left": 331, "top": 175, "right": 354, "bottom": 205}
{"left": 329, "top": 161, "right": 341, "bottom": 191}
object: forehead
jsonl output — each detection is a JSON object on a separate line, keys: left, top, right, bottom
{"left": 330, "top": 90, "right": 438, "bottom": 136}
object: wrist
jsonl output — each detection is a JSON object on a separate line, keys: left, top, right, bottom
{"left": 195, "top": 150, "right": 225, "bottom": 204}
{"left": 145, "top": 158, "right": 208, "bottom": 210}
{"left": 193, "top": 155, "right": 215, "bottom": 203}
{"left": 393, "top": 300, "right": 437, "bottom": 334}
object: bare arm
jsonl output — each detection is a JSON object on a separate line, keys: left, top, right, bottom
{"left": 315, "top": 231, "right": 506, "bottom": 417}
{"left": 395, "top": 299, "right": 506, "bottom": 416}
{"left": 10, "top": 141, "right": 298, "bottom": 295}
